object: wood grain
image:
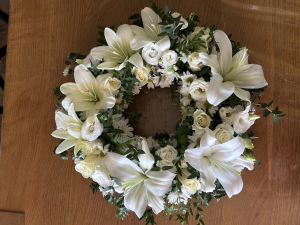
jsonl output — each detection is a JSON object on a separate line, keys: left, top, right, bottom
{"left": 0, "top": 0, "right": 299, "bottom": 224}
{"left": 0, "top": 211, "right": 25, "bottom": 225}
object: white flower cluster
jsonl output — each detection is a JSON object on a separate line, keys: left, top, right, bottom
{"left": 52, "top": 5, "right": 269, "bottom": 221}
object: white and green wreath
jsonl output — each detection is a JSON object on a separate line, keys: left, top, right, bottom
{"left": 52, "top": 3, "right": 285, "bottom": 224}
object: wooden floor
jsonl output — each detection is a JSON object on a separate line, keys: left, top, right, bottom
{"left": 0, "top": 0, "right": 299, "bottom": 225}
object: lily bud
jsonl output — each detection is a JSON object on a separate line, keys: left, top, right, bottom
{"left": 243, "top": 138, "right": 254, "bottom": 149}
{"left": 173, "top": 65, "right": 179, "bottom": 71}
{"left": 167, "top": 68, "right": 175, "bottom": 74}
{"left": 158, "top": 59, "right": 163, "bottom": 65}
{"left": 244, "top": 154, "right": 256, "bottom": 162}
{"left": 76, "top": 59, "right": 83, "bottom": 64}
{"left": 248, "top": 114, "right": 260, "bottom": 121}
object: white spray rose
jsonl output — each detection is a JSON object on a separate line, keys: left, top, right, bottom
{"left": 192, "top": 109, "right": 212, "bottom": 134}
{"left": 168, "top": 191, "right": 191, "bottom": 205}
{"left": 75, "top": 154, "right": 99, "bottom": 178}
{"left": 156, "top": 145, "right": 178, "bottom": 172}
{"left": 182, "top": 178, "right": 202, "bottom": 195}
{"left": 214, "top": 123, "right": 234, "bottom": 144}
{"left": 132, "top": 67, "right": 150, "bottom": 86}
{"left": 232, "top": 106, "right": 254, "bottom": 134}
{"left": 91, "top": 166, "right": 113, "bottom": 188}
{"left": 161, "top": 50, "right": 178, "bottom": 68}
{"left": 81, "top": 117, "right": 103, "bottom": 141}
{"left": 189, "top": 78, "right": 209, "bottom": 101}
{"left": 142, "top": 43, "right": 162, "bottom": 65}
{"left": 219, "top": 107, "right": 236, "bottom": 124}
{"left": 187, "top": 52, "right": 204, "bottom": 72}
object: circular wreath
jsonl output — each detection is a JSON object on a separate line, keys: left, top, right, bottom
{"left": 52, "top": 3, "right": 284, "bottom": 224}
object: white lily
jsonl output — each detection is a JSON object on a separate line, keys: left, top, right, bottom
{"left": 52, "top": 103, "right": 83, "bottom": 154}
{"left": 184, "top": 128, "right": 246, "bottom": 198}
{"left": 60, "top": 64, "right": 116, "bottom": 112}
{"left": 91, "top": 24, "right": 134, "bottom": 70}
{"left": 199, "top": 30, "right": 268, "bottom": 106}
{"left": 130, "top": 7, "right": 170, "bottom": 51}
{"left": 105, "top": 138, "right": 176, "bottom": 218}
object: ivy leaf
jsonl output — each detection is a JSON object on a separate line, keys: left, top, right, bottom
{"left": 150, "top": 167, "right": 161, "bottom": 171}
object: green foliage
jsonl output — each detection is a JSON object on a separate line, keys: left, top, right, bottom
{"left": 139, "top": 209, "right": 157, "bottom": 225}
{"left": 90, "top": 181, "right": 100, "bottom": 194}
{"left": 53, "top": 86, "right": 65, "bottom": 101}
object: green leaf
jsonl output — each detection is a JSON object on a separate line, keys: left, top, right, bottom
{"left": 164, "top": 5, "right": 170, "bottom": 14}
{"left": 263, "top": 108, "right": 270, "bottom": 117}
{"left": 273, "top": 115, "right": 279, "bottom": 125}
{"left": 64, "top": 60, "right": 71, "bottom": 65}
{"left": 137, "top": 150, "right": 145, "bottom": 154}
{"left": 128, "top": 13, "right": 141, "bottom": 19}
{"left": 267, "top": 100, "right": 273, "bottom": 107}
{"left": 150, "top": 167, "right": 161, "bottom": 171}
{"left": 162, "top": 166, "right": 174, "bottom": 170}
{"left": 103, "top": 186, "right": 112, "bottom": 192}
{"left": 277, "top": 114, "right": 286, "bottom": 118}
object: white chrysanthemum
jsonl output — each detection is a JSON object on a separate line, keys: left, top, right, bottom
{"left": 188, "top": 132, "right": 203, "bottom": 149}
{"left": 153, "top": 76, "right": 171, "bottom": 88}
{"left": 180, "top": 71, "right": 197, "bottom": 87}
{"left": 195, "top": 100, "right": 218, "bottom": 116}
{"left": 179, "top": 51, "right": 188, "bottom": 63}
{"left": 180, "top": 86, "right": 192, "bottom": 106}
{"left": 113, "top": 118, "right": 134, "bottom": 137}
{"left": 147, "top": 76, "right": 155, "bottom": 89}
{"left": 63, "top": 65, "right": 70, "bottom": 77}
{"left": 132, "top": 83, "right": 142, "bottom": 95}
{"left": 81, "top": 117, "right": 103, "bottom": 142}
{"left": 146, "top": 136, "right": 160, "bottom": 149}
{"left": 167, "top": 191, "right": 191, "bottom": 205}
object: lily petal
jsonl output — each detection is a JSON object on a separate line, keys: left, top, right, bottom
{"left": 55, "top": 138, "right": 77, "bottom": 154}
{"left": 184, "top": 147, "right": 205, "bottom": 172}
{"left": 94, "top": 90, "right": 116, "bottom": 110}
{"left": 137, "top": 138, "right": 154, "bottom": 171}
{"left": 55, "top": 111, "right": 77, "bottom": 129}
{"left": 130, "top": 25, "right": 149, "bottom": 37}
{"left": 144, "top": 170, "right": 176, "bottom": 196}
{"left": 51, "top": 129, "right": 73, "bottom": 139}
{"left": 68, "top": 123, "right": 82, "bottom": 139}
{"left": 200, "top": 128, "right": 217, "bottom": 148}
{"left": 212, "top": 162, "right": 243, "bottom": 198}
{"left": 116, "top": 24, "right": 133, "bottom": 57}
{"left": 68, "top": 103, "right": 82, "bottom": 124}
{"left": 60, "top": 83, "right": 78, "bottom": 95}
{"left": 207, "top": 73, "right": 235, "bottom": 106}
{"left": 74, "top": 65, "right": 98, "bottom": 96}
{"left": 229, "top": 156, "right": 254, "bottom": 172}
{"left": 214, "top": 30, "right": 232, "bottom": 75}
{"left": 124, "top": 182, "right": 148, "bottom": 218}
{"left": 155, "top": 36, "right": 170, "bottom": 52}
{"left": 234, "top": 87, "right": 251, "bottom": 102}
{"left": 105, "top": 152, "right": 144, "bottom": 181}
{"left": 141, "top": 7, "right": 161, "bottom": 41}
{"left": 129, "top": 52, "right": 144, "bottom": 68}
{"left": 147, "top": 191, "right": 164, "bottom": 215}
{"left": 130, "top": 35, "right": 155, "bottom": 50}
{"left": 229, "top": 64, "right": 268, "bottom": 89}
{"left": 211, "top": 136, "right": 245, "bottom": 162}
{"left": 200, "top": 165, "right": 216, "bottom": 192}
{"left": 198, "top": 53, "right": 221, "bottom": 74}
{"left": 97, "top": 62, "right": 121, "bottom": 70}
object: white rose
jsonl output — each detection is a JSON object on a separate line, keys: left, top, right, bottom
{"left": 182, "top": 178, "right": 201, "bottom": 195}
{"left": 132, "top": 67, "right": 150, "bottom": 86}
{"left": 189, "top": 78, "right": 209, "bottom": 101}
{"left": 97, "top": 73, "right": 121, "bottom": 92}
{"left": 187, "top": 52, "right": 204, "bottom": 72}
{"left": 192, "top": 109, "right": 212, "bottom": 134}
{"left": 232, "top": 106, "right": 254, "bottom": 134}
{"left": 91, "top": 166, "right": 113, "bottom": 188}
{"left": 81, "top": 117, "right": 103, "bottom": 141}
{"left": 214, "top": 123, "right": 234, "bottom": 143}
{"left": 156, "top": 145, "right": 178, "bottom": 172}
{"left": 179, "top": 159, "right": 188, "bottom": 169}
{"left": 142, "top": 42, "right": 163, "bottom": 65}
{"left": 75, "top": 154, "right": 99, "bottom": 178}
{"left": 161, "top": 50, "right": 178, "bottom": 68}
